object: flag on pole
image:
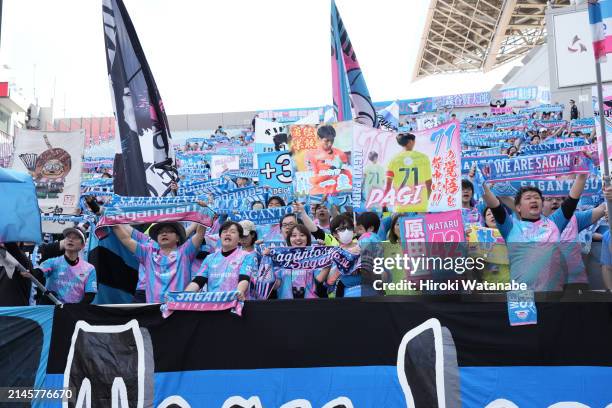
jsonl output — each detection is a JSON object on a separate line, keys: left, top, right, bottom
{"left": 376, "top": 101, "right": 399, "bottom": 131}
{"left": 330, "top": 0, "right": 378, "bottom": 127}
{"left": 588, "top": 0, "right": 612, "bottom": 62}
{"left": 102, "top": 0, "right": 175, "bottom": 197}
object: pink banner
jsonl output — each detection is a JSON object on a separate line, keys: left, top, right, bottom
{"left": 354, "top": 120, "right": 462, "bottom": 212}
{"left": 398, "top": 210, "right": 465, "bottom": 244}
{"left": 95, "top": 204, "right": 215, "bottom": 238}
{"left": 164, "top": 300, "right": 243, "bottom": 315}
{"left": 161, "top": 290, "right": 244, "bottom": 318}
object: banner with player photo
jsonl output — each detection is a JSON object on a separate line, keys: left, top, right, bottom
{"left": 354, "top": 121, "right": 462, "bottom": 212}
{"left": 11, "top": 128, "right": 85, "bottom": 212}
{"left": 289, "top": 122, "right": 353, "bottom": 199}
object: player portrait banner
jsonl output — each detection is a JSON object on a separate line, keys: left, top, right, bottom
{"left": 330, "top": 0, "right": 377, "bottom": 127}
{"left": 490, "top": 177, "right": 602, "bottom": 197}
{"left": 267, "top": 245, "right": 360, "bottom": 275}
{"left": 11, "top": 128, "right": 85, "bottom": 212}
{"left": 290, "top": 122, "right": 353, "bottom": 198}
{"left": 478, "top": 151, "right": 592, "bottom": 182}
{"left": 95, "top": 202, "right": 215, "bottom": 237}
{"left": 103, "top": 0, "right": 175, "bottom": 198}
{"left": 256, "top": 151, "right": 293, "bottom": 189}
{"left": 356, "top": 121, "right": 462, "bottom": 212}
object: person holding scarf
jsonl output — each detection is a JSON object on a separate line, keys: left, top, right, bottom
{"left": 31, "top": 227, "right": 97, "bottom": 304}
{"left": 185, "top": 221, "right": 256, "bottom": 300}
{"left": 482, "top": 173, "right": 588, "bottom": 291}
{"left": 272, "top": 224, "right": 330, "bottom": 299}
{"left": 113, "top": 221, "right": 206, "bottom": 303}
{"left": 355, "top": 212, "right": 388, "bottom": 296}
{"left": 325, "top": 214, "right": 362, "bottom": 297}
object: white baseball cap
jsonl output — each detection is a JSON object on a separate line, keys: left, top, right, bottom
{"left": 239, "top": 220, "right": 256, "bottom": 236}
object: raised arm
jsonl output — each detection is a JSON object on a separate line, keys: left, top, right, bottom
{"left": 569, "top": 173, "right": 588, "bottom": 200}
{"left": 293, "top": 202, "right": 317, "bottom": 233}
{"left": 482, "top": 182, "right": 501, "bottom": 209}
{"left": 191, "top": 224, "right": 206, "bottom": 249}
{"left": 112, "top": 224, "right": 137, "bottom": 254}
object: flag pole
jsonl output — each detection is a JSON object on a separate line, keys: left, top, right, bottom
{"left": 0, "top": 249, "right": 63, "bottom": 305}
{"left": 595, "top": 61, "right": 612, "bottom": 230}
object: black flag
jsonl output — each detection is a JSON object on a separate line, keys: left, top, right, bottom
{"left": 102, "top": 0, "right": 175, "bottom": 197}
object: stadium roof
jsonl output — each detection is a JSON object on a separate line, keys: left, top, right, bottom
{"left": 412, "top": 0, "right": 570, "bottom": 80}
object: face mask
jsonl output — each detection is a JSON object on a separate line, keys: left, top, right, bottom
{"left": 337, "top": 229, "right": 354, "bottom": 244}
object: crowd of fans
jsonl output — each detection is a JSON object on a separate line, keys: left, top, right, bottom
{"left": 2, "top": 102, "right": 612, "bottom": 307}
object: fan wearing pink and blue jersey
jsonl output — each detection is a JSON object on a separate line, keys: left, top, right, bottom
{"left": 482, "top": 173, "right": 589, "bottom": 291}
{"left": 185, "top": 221, "right": 257, "bottom": 300}
{"left": 113, "top": 221, "right": 206, "bottom": 303}
{"left": 33, "top": 227, "right": 97, "bottom": 304}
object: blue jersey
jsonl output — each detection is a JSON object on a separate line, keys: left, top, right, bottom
{"left": 275, "top": 268, "right": 320, "bottom": 299}
{"left": 39, "top": 256, "right": 97, "bottom": 303}
{"left": 559, "top": 210, "right": 593, "bottom": 285}
{"left": 196, "top": 249, "right": 257, "bottom": 293}
{"left": 496, "top": 207, "right": 572, "bottom": 291}
{"left": 132, "top": 229, "right": 156, "bottom": 292}
{"left": 135, "top": 239, "right": 197, "bottom": 303}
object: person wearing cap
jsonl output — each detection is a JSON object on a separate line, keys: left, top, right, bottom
{"left": 32, "top": 227, "right": 97, "bottom": 304}
{"left": 112, "top": 221, "right": 206, "bottom": 303}
{"left": 239, "top": 220, "right": 257, "bottom": 253}
{"left": 185, "top": 221, "right": 257, "bottom": 299}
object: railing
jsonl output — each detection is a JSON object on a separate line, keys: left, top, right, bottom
{"left": 0, "top": 129, "right": 14, "bottom": 168}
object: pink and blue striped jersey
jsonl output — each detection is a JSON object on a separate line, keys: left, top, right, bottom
{"left": 135, "top": 239, "right": 197, "bottom": 303}
{"left": 39, "top": 256, "right": 97, "bottom": 303}
{"left": 196, "top": 249, "right": 257, "bottom": 293}
{"left": 496, "top": 207, "right": 571, "bottom": 291}
{"left": 132, "top": 229, "right": 155, "bottom": 292}
{"left": 275, "top": 268, "right": 320, "bottom": 299}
